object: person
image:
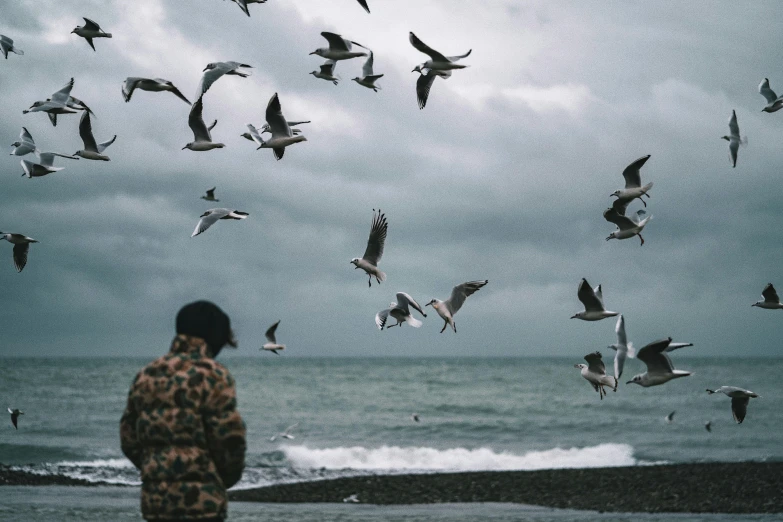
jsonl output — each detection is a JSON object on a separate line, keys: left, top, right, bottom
{"left": 120, "top": 301, "right": 246, "bottom": 521}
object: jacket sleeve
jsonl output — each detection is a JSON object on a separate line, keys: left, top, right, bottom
{"left": 119, "top": 374, "right": 143, "bottom": 469}
{"left": 203, "top": 367, "right": 246, "bottom": 489}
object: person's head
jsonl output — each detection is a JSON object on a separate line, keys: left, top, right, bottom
{"left": 176, "top": 300, "right": 237, "bottom": 356}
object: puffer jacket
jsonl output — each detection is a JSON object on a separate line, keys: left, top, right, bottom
{"left": 120, "top": 335, "right": 246, "bottom": 520}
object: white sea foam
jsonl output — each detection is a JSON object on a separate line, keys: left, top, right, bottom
{"left": 282, "top": 443, "right": 637, "bottom": 472}
{"left": 54, "top": 458, "right": 135, "bottom": 469}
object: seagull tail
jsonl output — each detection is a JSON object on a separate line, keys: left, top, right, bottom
{"left": 407, "top": 316, "right": 423, "bottom": 328}
{"left": 706, "top": 389, "right": 717, "bottom": 394}
{"left": 105, "top": 33, "right": 113, "bottom": 38}
{"left": 740, "top": 135, "right": 748, "bottom": 147}
{"left": 376, "top": 270, "right": 386, "bottom": 282}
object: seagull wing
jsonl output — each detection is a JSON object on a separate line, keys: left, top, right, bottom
{"left": 603, "top": 207, "right": 636, "bottom": 231}
{"left": 728, "top": 110, "right": 740, "bottom": 138}
{"left": 759, "top": 78, "right": 778, "bottom": 104}
{"left": 122, "top": 77, "right": 143, "bottom": 102}
{"left": 663, "top": 342, "right": 693, "bottom": 353}
{"left": 446, "top": 49, "right": 472, "bottom": 62}
{"left": 205, "top": 187, "right": 216, "bottom": 198}
{"left": 282, "top": 423, "right": 299, "bottom": 435}
{"left": 82, "top": 18, "right": 101, "bottom": 31}
{"left": 168, "top": 84, "right": 192, "bottom": 105}
{"left": 235, "top": 0, "right": 251, "bottom": 16}
{"left": 622, "top": 155, "right": 650, "bottom": 189}
{"left": 728, "top": 137, "right": 739, "bottom": 168}
{"left": 375, "top": 308, "right": 390, "bottom": 330}
{"left": 636, "top": 338, "right": 675, "bottom": 374}
{"left": 409, "top": 32, "right": 448, "bottom": 62}
{"left": 97, "top": 135, "right": 116, "bottom": 153}
{"left": 584, "top": 351, "right": 606, "bottom": 376}
{"left": 362, "top": 51, "right": 374, "bottom": 77}
{"left": 577, "top": 278, "right": 603, "bottom": 312}
{"left": 416, "top": 70, "right": 437, "bottom": 110}
{"left": 762, "top": 283, "right": 780, "bottom": 303}
{"left": 12, "top": 243, "right": 29, "bottom": 272}
{"left": 246, "top": 124, "right": 264, "bottom": 146}
{"left": 446, "top": 280, "right": 488, "bottom": 315}
{"left": 192, "top": 210, "right": 226, "bottom": 237}
{"left": 320, "top": 60, "right": 337, "bottom": 75}
{"left": 396, "top": 292, "right": 426, "bottom": 317}
{"left": 78, "top": 111, "right": 98, "bottom": 152}
{"left": 265, "top": 320, "right": 280, "bottom": 344}
{"left": 50, "top": 78, "right": 75, "bottom": 105}
{"left": 197, "top": 63, "right": 230, "bottom": 97}
{"left": 361, "top": 210, "right": 387, "bottom": 265}
{"left": 321, "top": 32, "right": 350, "bottom": 52}
{"left": 731, "top": 397, "right": 749, "bottom": 424}
{"left": 265, "top": 93, "right": 292, "bottom": 139}
{"left": 189, "top": 97, "right": 211, "bottom": 142}
{"left": 357, "top": 0, "right": 370, "bottom": 13}
{"left": 615, "top": 314, "right": 627, "bottom": 347}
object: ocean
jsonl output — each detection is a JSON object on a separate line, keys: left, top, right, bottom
{"left": 0, "top": 356, "right": 781, "bottom": 521}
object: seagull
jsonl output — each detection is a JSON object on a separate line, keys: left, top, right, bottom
{"left": 705, "top": 421, "right": 712, "bottom": 432}
{"left": 261, "top": 320, "right": 286, "bottom": 355}
{"left": 607, "top": 314, "right": 635, "bottom": 379}
{"left": 191, "top": 208, "right": 248, "bottom": 237}
{"left": 409, "top": 32, "right": 471, "bottom": 109}
{"left": 74, "top": 111, "right": 116, "bottom": 161}
{"left": 626, "top": 337, "right": 692, "bottom": 387}
{"left": 242, "top": 121, "right": 309, "bottom": 142}
{"left": 23, "top": 78, "right": 77, "bottom": 124}
{"left": 414, "top": 68, "right": 446, "bottom": 110}
{"left": 35, "top": 95, "right": 94, "bottom": 127}
{"left": 752, "top": 283, "right": 783, "bottom": 309}
{"left": 706, "top": 387, "right": 760, "bottom": 424}
{"left": 759, "top": 78, "right": 783, "bottom": 113}
{"left": 71, "top": 17, "right": 112, "bottom": 51}
{"left": 411, "top": 413, "right": 420, "bottom": 422}
{"left": 376, "top": 292, "right": 427, "bottom": 330}
{"left": 357, "top": 0, "right": 370, "bottom": 13}
{"left": 269, "top": 423, "right": 298, "bottom": 442}
{"left": 574, "top": 351, "right": 617, "bottom": 400}
{"left": 10, "top": 128, "right": 38, "bottom": 156}
{"left": 604, "top": 204, "right": 652, "bottom": 246}
{"left": 352, "top": 51, "right": 383, "bottom": 92}
{"left": 571, "top": 278, "right": 618, "bottom": 321}
{"left": 721, "top": 109, "right": 747, "bottom": 168}
{"left": 21, "top": 151, "right": 79, "bottom": 178}
{"left": 351, "top": 209, "right": 387, "bottom": 287}
{"left": 201, "top": 187, "right": 219, "bottom": 202}
{"left": 665, "top": 411, "right": 676, "bottom": 424}
{"left": 310, "top": 32, "right": 368, "bottom": 61}
{"left": 611, "top": 155, "right": 653, "bottom": 208}
{"left": 197, "top": 61, "right": 253, "bottom": 98}
{"left": 0, "top": 35, "right": 23, "bottom": 59}
{"left": 426, "top": 280, "right": 488, "bottom": 333}
{"left": 228, "top": 0, "right": 267, "bottom": 17}
{"left": 255, "top": 93, "right": 308, "bottom": 160}
{"left": 0, "top": 233, "right": 38, "bottom": 273}
{"left": 311, "top": 60, "right": 340, "bottom": 85}
{"left": 183, "top": 96, "right": 224, "bottom": 151}
{"left": 343, "top": 494, "right": 360, "bottom": 503}
{"left": 7, "top": 408, "right": 23, "bottom": 429}
{"left": 122, "top": 77, "right": 191, "bottom": 105}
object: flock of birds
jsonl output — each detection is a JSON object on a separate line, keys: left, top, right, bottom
{"left": 0, "top": 2, "right": 775, "bottom": 435}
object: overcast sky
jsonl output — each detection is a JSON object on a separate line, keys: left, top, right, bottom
{"left": 2, "top": 0, "right": 783, "bottom": 357}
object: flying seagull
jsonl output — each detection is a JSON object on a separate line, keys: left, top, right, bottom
{"left": 197, "top": 61, "right": 253, "bottom": 98}
{"left": 34, "top": 94, "right": 94, "bottom": 127}
{"left": 228, "top": 0, "right": 267, "bottom": 17}
{"left": 255, "top": 93, "right": 308, "bottom": 160}
{"left": 409, "top": 32, "right": 471, "bottom": 109}
{"left": 311, "top": 60, "right": 340, "bottom": 85}
{"left": 571, "top": 278, "right": 618, "bottom": 321}
{"left": 604, "top": 204, "right": 652, "bottom": 246}
{"left": 574, "top": 351, "right": 617, "bottom": 400}
{"left": 665, "top": 411, "right": 676, "bottom": 424}
{"left": 752, "top": 283, "right": 783, "bottom": 309}
{"left": 310, "top": 32, "right": 368, "bottom": 61}
{"left": 261, "top": 320, "right": 286, "bottom": 355}
{"left": 122, "top": 77, "right": 191, "bottom": 105}
{"left": 376, "top": 292, "right": 427, "bottom": 329}
{"left": 343, "top": 494, "right": 360, "bottom": 503}
{"left": 357, "top": 0, "right": 370, "bottom": 13}
{"left": 201, "top": 187, "right": 219, "bottom": 202}
{"left": 191, "top": 208, "right": 248, "bottom": 237}
{"left": 426, "top": 280, "right": 488, "bottom": 333}
{"left": 23, "top": 78, "right": 77, "bottom": 124}
{"left": 242, "top": 121, "right": 309, "bottom": 143}
{"left": 626, "top": 337, "right": 692, "bottom": 387}
{"left": 183, "top": 96, "right": 224, "bottom": 151}
{"left": 721, "top": 109, "right": 747, "bottom": 168}
{"left": 71, "top": 17, "right": 112, "bottom": 51}
{"left": 269, "top": 423, "right": 299, "bottom": 442}
{"left": 707, "top": 387, "right": 760, "bottom": 424}
{"left": 75, "top": 111, "right": 116, "bottom": 161}
{"left": 351, "top": 209, "right": 387, "bottom": 287}
{"left": 10, "top": 128, "right": 38, "bottom": 156}
{"left": 7, "top": 408, "right": 23, "bottom": 429}
{"left": 0, "top": 35, "right": 23, "bottom": 59}
{"left": 352, "top": 51, "right": 383, "bottom": 92}
{"left": 759, "top": 78, "right": 783, "bottom": 113}
{"left": 21, "top": 151, "right": 79, "bottom": 178}
{"left": 0, "top": 233, "right": 38, "bottom": 272}
{"left": 611, "top": 155, "right": 653, "bottom": 208}
{"left": 607, "top": 314, "right": 635, "bottom": 379}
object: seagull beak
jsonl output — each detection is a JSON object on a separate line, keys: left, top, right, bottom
{"left": 181, "top": 146, "right": 188, "bottom": 150}
{"left": 605, "top": 236, "right": 611, "bottom": 241}
{"left": 570, "top": 314, "right": 577, "bottom": 319}
{"left": 626, "top": 380, "right": 633, "bottom": 385}
{"left": 309, "top": 51, "right": 317, "bottom": 55}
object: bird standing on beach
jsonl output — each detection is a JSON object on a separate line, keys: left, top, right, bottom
{"left": 426, "top": 280, "right": 488, "bottom": 333}
{"left": 752, "top": 283, "right": 783, "bottom": 309}
{"left": 721, "top": 110, "right": 747, "bottom": 168}
{"left": 7, "top": 408, "right": 23, "bottom": 429}
{"left": 0, "top": 35, "right": 23, "bottom": 59}
{"left": 626, "top": 337, "right": 692, "bottom": 387}
{"left": 71, "top": 18, "right": 112, "bottom": 51}
{"left": 191, "top": 208, "right": 248, "bottom": 237}
{"left": 571, "top": 279, "right": 618, "bottom": 321}
{"left": 351, "top": 209, "right": 387, "bottom": 287}
{"left": 74, "top": 111, "right": 116, "bottom": 161}
{"left": 759, "top": 78, "right": 783, "bottom": 113}
{"left": 376, "top": 292, "right": 427, "bottom": 329}
{"left": 574, "top": 351, "right": 617, "bottom": 400}
{"left": 707, "top": 387, "right": 760, "bottom": 424}
{"left": 608, "top": 314, "right": 635, "bottom": 379}
{"left": 261, "top": 321, "right": 286, "bottom": 355}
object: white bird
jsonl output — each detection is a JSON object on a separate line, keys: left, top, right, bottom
{"left": 261, "top": 320, "right": 286, "bottom": 355}
{"left": 23, "top": 78, "right": 77, "bottom": 124}
{"left": 10, "top": 128, "right": 38, "bottom": 156}
{"left": 255, "top": 93, "right": 308, "bottom": 160}
{"left": 351, "top": 209, "right": 387, "bottom": 287}
{"left": 201, "top": 187, "right": 219, "bottom": 202}
{"left": 574, "top": 351, "right": 617, "bottom": 400}
{"left": 71, "top": 17, "right": 112, "bottom": 51}
{"left": 21, "top": 151, "right": 79, "bottom": 178}
{"left": 571, "top": 278, "right": 618, "bottom": 321}
{"left": 0, "top": 35, "right": 23, "bottom": 59}
{"left": 35, "top": 95, "right": 94, "bottom": 127}
{"left": 191, "top": 208, "right": 248, "bottom": 237}
{"left": 611, "top": 155, "right": 653, "bottom": 208}
{"left": 759, "top": 78, "right": 783, "bottom": 113}
{"left": 122, "top": 77, "right": 191, "bottom": 105}
{"left": 752, "top": 283, "right": 783, "bottom": 309}
{"left": 269, "top": 423, "right": 298, "bottom": 442}
{"left": 409, "top": 32, "right": 470, "bottom": 109}
{"left": 183, "top": 96, "right": 224, "bottom": 152}
{"left": 426, "top": 280, "right": 488, "bottom": 333}
{"left": 604, "top": 203, "right": 652, "bottom": 246}
{"left": 607, "top": 314, "right": 635, "bottom": 379}
{"left": 7, "top": 408, "right": 23, "bottom": 429}
{"left": 241, "top": 121, "right": 309, "bottom": 142}
{"left": 376, "top": 292, "right": 427, "bottom": 329}
{"left": 343, "top": 494, "right": 360, "bottom": 503}
{"left": 665, "top": 411, "right": 676, "bottom": 424}
{"left": 721, "top": 109, "right": 747, "bottom": 168}
{"left": 74, "top": 111, "right": 116, "bottom": 161}
{"left": 228, "top": 0, "right": 267, "bottom": 17}
{"left": 310, "top": 32, "right": 368, "bottom": 61}
{"left": 356, "top": 0, "right": 370, "bottom": 13}
{"left": 626, "top": 337, "right": 692, "bottom": 387}
{"left": 197, "top": 61, "right": 253, "bottom": 98}
{"left": 311, "top": 60, "right": 340, "bottom": 85}
{"left": 706, "top": 387, "right": 760, "bottom": 424}
{"left": 352, "top": 51, "right": 383, "bottom": 92}
{"left": 0, "top": 233, "right": 38, "bottom": 273}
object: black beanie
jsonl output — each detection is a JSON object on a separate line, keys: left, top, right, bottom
{"left": 176, "top": 301, "right": 237, "bottom": 356}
